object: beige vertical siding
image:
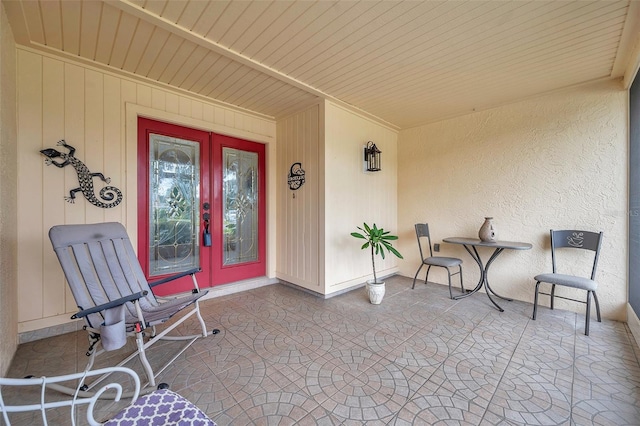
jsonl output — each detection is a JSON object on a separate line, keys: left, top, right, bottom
{"left": 276, "top": 103, "right": 321, "bottom": 291}
{"left": 16, "top": 47, "right": 276, "bottom": 333}
{"left": 0, "top": 1, "right": 18, "bottom": 374}
{"left": 275, "top": 101, "right": 399, "bottom": 295}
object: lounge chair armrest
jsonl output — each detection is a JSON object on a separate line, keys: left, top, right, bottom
{"left": 148, "top": 268, "right": 200, "bottom": 288}
{"left": 71, "top": 291, "right": 148, "bottom": 319}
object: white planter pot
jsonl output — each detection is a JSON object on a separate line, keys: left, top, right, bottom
{"left": 366, "top": 280, "right": 385, "bottom": 304}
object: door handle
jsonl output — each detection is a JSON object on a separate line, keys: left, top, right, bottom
{"left": 203, "top": 211, "right": 211, "bottom": 247}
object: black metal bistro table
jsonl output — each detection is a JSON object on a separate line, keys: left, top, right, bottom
{"left": 442, "top": 237, "right": 532, "bottom": 312}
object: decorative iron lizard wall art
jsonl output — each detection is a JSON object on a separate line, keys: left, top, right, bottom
{"left": 40, "top": 140, "right": 123, "bottom": 209}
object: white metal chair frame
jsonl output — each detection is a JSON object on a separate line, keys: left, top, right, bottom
{"left": 0, "top": 367, "right": 140, "bottom": 426}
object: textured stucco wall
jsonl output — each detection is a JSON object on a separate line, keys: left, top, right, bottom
{"left": 398, "top": 80, "right": 627, "bottom": 321}
{"left": 0, "top": 1, "right": 17, "bottom": 374}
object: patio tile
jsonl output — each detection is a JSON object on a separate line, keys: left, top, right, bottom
{"left": 5, "top": 275, "right": 640, "bottom": 425}
{"left": 213, "top": 390, "right": 322, "bottom": 426}
{"left": 485, "top": 366, "right": 572, "bottom": 425}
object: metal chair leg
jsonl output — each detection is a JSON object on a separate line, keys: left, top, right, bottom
{"left": 136, "top": 330, "right": 155, "bottom": 387}
{"left": 424, "top": 265, "right": 432, "bottom": 285}
{"left": 550, "top": 284, "right": 556, "bottom": 310}
{"left": 412, "top": 263, "right": 425, "bottom": 289}
{"left": 532, "top": 281, "right": 541, "bottom": 320}
{"left": 593, "top": 291, "right": 602, "bottom": 322}
{"left": 585, "top": 291, "right": 592, "bottom": 336}
{"left": 458, "top": 265, "right": 464, "bottom": 293}
{"left": 447, "top": 268, "right": 453, "bottom": 299}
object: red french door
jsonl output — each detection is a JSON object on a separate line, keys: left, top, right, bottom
{"left": 138, "top": 118, "right": 266, "bottom": 295}
{"left": 211, "top": 133, "right": 266, "bottom": 284}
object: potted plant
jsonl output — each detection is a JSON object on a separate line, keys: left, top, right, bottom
{"left": 351, "top": 222, "right": 403, "bottom": 304}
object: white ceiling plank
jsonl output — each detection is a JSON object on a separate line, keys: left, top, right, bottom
{"left": 133, "top": 26, "right": 169, "bottom": 76}
{"left": 379, "top": 39, "right": 620, "bottom": 116}
{"left": 265, "top": 1, "right": 366, "bottom": 68}
{"left": 121, "top": 18, "right": 156, "bottom": 73}
{"left": 146, "top": 33, "right": 184, "bottom": 80}
{"left": 181, "top": 52, "right": 225, "bottom": 92}
{"left": 189, "top": 1, "right": 230, "bottom": 38}
{"left": 222, "top": 72, "right": 272, "bottom": 106}
{"left": 360, "top": 18, "right": 625, "bottom": 107}
{"left": 331, "top": 2, "right": 625, "bottom": 103}
{"left": 40, "top": 0, "right": 63, "bottom": 50}
{"left": 2, "top": 1, "right": 30, "bottom": 44}
{"left": 323, "top": 1, "right": 525, "bottom": 97}
{"left": 94, "top": 3, "right": 121, "bottom": 64}
{"left": 108, "top": 12, "right": 139, "bottom": 69}
{"left": 170, "top": 45, "right": 209, "bottom": 87}
{"left": 176, "top": 0, "right": 216, "bottom": 31}
{"left": 214, "top": 67, "right": 258, "bottom": 102}
{"left": 194, "top": 55, "right": 235, "bottom": 95}
{"left": 218, "top": 1, "right": 274, "bottom": 48}
{"left": 139, "top": 0, "right": 166, "bottom": 16}
{"left": 275, "top": 94, "right": 322, "bottom": 119}
{"left": 278, "top": 1, "right": 405, "bottom": 76}
{"left": 611, "top": 0, "right": 640, "bottom": 78}
{"left": 308, "top": 1, "right": 477, "bottom": 93}
{"left": 257, "top": 84, "right": 311, "bottom": 110}
{"left": 226, "top": 1, "right": 293, "bottom": 55}
{"left": 295, "top": 0, "right": 431, "bottom": 83}
{"left": 59, "top": 0, "right": 81, "bottom": 55}
{"left": 8, "top": 0, "right": 638, "bottom": 128}
{"left": 109, "top": 0, "right": 358, "bottom": 113}
{"left": 202, "top": 1, "right": 251, "bottom": 41}
{"left": 158, "top": 39, "right": 198, "bottom": 84}
{"left": 158, "top": 0, "right": 188, "bottom": 23}
{"left": 240, "top": 1, "right": 314, "bottom": 58}
{"left": 79, "top": 1, "right": 104, "bottom": 60}
{"left": 201, "top": 61, "right": 244, "bottom": 98}
{"left": 245, "top": 85, "right": 303, "bottom": 115}
{"left": 240, "top": 79, "right": 288, "bottom": 111}
{"left": 345, "top": 27, "right": 615, "bottom": 111}
{"left": 246, "top": 1, "right": 335, "bottom": 63}
{"left": 19, "top": 1, "right": 46, "bottom": 44}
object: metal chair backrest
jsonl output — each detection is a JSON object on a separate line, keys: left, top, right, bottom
{"left": 415, "top": 223, "right": 434, "bottom": 259}
{"left": 550, "top": 229, "right": 603, "bottom": 280}
{"left": 49, "top": 222, "right": 158, "bottom": 329}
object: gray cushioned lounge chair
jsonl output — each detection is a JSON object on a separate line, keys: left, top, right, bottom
{"left": 48, "top": 222, "right": 219, "bottom": 394}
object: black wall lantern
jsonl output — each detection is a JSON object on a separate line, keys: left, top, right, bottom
{"left": 364, "top": 141, "right": 381, "bottom": 172}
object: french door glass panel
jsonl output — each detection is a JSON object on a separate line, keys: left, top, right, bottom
{"left": 149, "top": 134, "right": 200, "bottom": 277}
{"left": 223, "top": 147, "right": 258, "bottom": 266}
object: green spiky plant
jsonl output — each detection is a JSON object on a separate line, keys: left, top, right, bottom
{"left": 351, "top": 222, "right": 403, "bottom": 284}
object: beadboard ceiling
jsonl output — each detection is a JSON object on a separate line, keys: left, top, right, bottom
{"left": 4, "top": 0, "right": 640, "bottom": 129}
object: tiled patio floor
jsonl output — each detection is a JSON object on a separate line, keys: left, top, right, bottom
{"left": 4, "top": 275, "right": 640, "bottom": 425}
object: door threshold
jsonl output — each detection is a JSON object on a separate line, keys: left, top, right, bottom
{"left": 200, "top": 277, "right": 279, "bottom": 300}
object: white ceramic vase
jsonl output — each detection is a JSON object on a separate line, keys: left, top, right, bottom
{"left": 478, "top": 217, "right": 496, "bottom": 242}
{"left": 366, "top": 280, "right": 385, "bottom": 304}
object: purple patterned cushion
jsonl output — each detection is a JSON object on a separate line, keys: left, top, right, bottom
{"left": 105, "top": 389, "right": 216, "bottom": 425}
